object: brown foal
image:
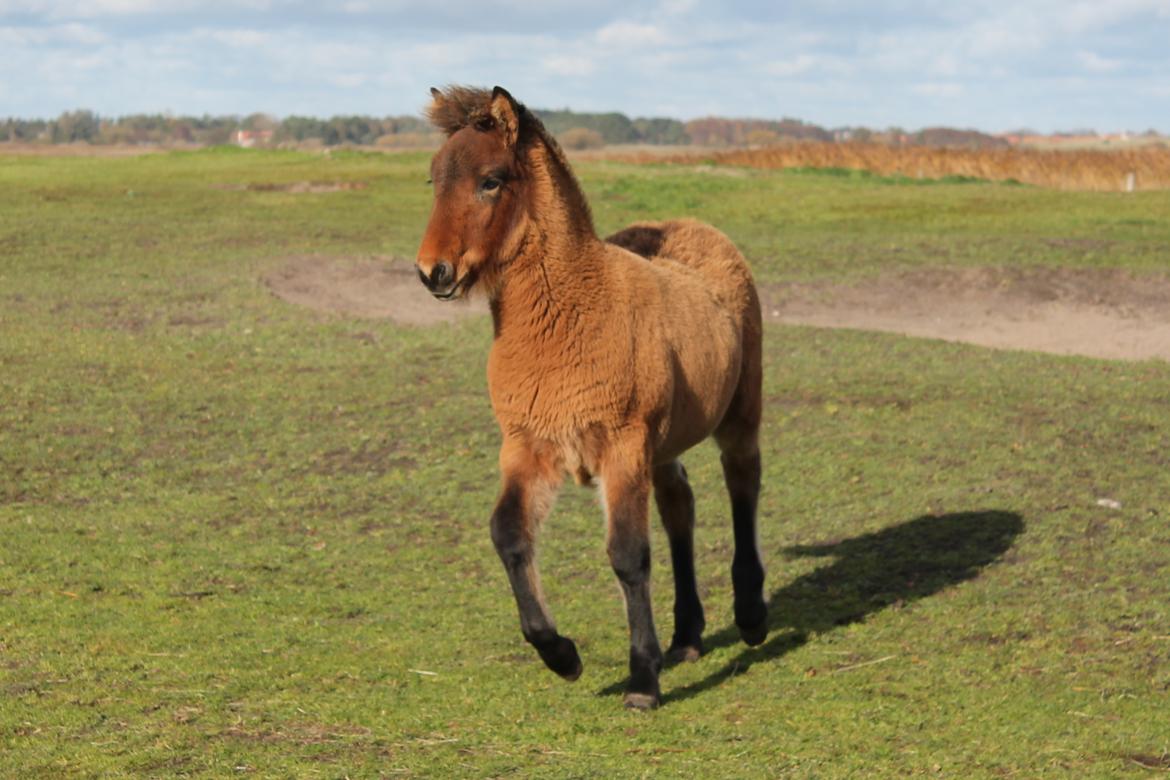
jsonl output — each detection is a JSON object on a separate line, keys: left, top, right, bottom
{"left": 416, "top": 86, "right": 766, "bottom": 708}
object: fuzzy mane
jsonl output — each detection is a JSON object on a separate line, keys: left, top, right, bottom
{"left": 425, "top": 86, "right": 573, "bottom": 161}
{"left": 425, "top": 86, "right": 523, "bottom": 136}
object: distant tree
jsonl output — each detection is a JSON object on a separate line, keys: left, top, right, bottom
{"left": 0, "top": 118, "right": 49, "bottom": 142}
{"left": 773, "top": 118, "right": 832, "bottom": 142}
{"left": 558, "top": 127, "right": 605, "bottom": 150}
{"left": 51, "top": 110, "right": 100, "bottom": 143}
{"left": 745, "top": 128, "right": 780, "bottom": 146}
{"left": 685, "top": 117, "right": 733, "bottom": 146}
{"left": 632, "top": 117, "right": 689, "bottom": 145}
{"left": 685, "top": 117, "right": 830, "bottom": 146}
{"left": 534, "top": 109, "right": 638, "bottom": 144}
{"left": 241, "top": 113, "right": 278, "bottom": 132}
{"left": 278, "top": 116, "right": 328, "bottom": 142}
{"left": 385, "top": 115, "right": 430, "bottom": 135}
{"left": 910, "top": 127, "right": 1009, "bottom": 150}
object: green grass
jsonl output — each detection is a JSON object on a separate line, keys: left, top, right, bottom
{"left": 2, "top": 148, "right": 1170, "bottom": 777}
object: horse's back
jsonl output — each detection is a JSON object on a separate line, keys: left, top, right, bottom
{"left": 605, "top": 219, "right": 758, "bottom": 325}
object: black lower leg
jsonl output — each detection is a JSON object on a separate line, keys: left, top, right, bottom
{"left": 723, "top": 450, "right": 767, "bottom": 645}
{"left": 610, "top": 538, "right": 662, "bottom": 708}
{"left": 654, "top": 463, "right": 705, "bottom": 659}
{"left": 666, "top": 534, "right": 705, "bottom": 657}
{"left": 491, "top": 485, "right": 582, "bottom": 680}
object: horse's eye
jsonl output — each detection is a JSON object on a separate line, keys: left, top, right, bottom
{"left": 481, "top": 177, "right": 501, "bottom": 193}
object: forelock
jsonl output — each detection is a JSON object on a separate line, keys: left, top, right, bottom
{"left": 426, "top": 86, "right": 497, "bottom": 136}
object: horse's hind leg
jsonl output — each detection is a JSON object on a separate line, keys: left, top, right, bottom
{"left": 714, "top": 320, "right": 767, "bottom": 647}
{"left": 653, "top": 461, "right": 705, "bottom": 662}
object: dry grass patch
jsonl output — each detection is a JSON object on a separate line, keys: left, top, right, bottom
{"left": 608, "top": 142, "right": 1170, "bottom": 191}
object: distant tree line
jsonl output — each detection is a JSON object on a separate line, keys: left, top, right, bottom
{"left": 0, "top": 110, "right": 438, "bottom": 147}
{"left": 534, "top": 109, "right": 690, "bottom": 145}
{"left": 2, "top": 108, "right": 1013, "bottom": 150}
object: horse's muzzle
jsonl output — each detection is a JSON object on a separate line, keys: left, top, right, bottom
{"left": 417, "top": 260, "right": 458, "bottom": 299}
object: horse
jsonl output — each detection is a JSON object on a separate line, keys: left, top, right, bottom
{"left": 415, "top": 86, "right": 766, "bottom": 709}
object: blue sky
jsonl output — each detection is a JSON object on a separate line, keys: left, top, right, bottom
{"left": 2, "top": 0, "right": 1168, "bottom": 132}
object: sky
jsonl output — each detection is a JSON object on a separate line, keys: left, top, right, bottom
{"left": 2, "top": 0, "right": 1168, "bottom": 133}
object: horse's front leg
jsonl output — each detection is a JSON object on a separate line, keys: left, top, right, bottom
{"left": 602, "top": 451, "right": 663, "bottom": 709}
{"left": 489, "top": 441, "right": 580, "bottom": 681}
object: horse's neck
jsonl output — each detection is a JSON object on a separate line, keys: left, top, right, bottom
{"left": 490, "top": 140, "right": 606, "bottom": 343}
{"left": 491, "top": 231, "right": 606, "bottom": 345}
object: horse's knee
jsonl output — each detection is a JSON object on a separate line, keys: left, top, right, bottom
{"left": 652, "top": 462, "right": 693, "bottom": 512}
{"left": 489, "top": 486, "right": 529, "bottom": 567}
{"left": 720, "top": 448, "right": 761, "bottom": 494}
{"left": 608, "top": 535, "right": 651, "bottom": 587}
{"left": 653, "top": 479, "right": 694, "bottom": 545}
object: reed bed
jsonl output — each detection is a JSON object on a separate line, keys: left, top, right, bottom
{"left": 608, "top": 142, "right": 1170, "bottom": 191}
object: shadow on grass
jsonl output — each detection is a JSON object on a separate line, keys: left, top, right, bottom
{"left": 598, "top": 510, "right": 1024, "bottom": 704}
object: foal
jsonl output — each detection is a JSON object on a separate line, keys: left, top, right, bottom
{"left": 415, "top": 86, "right": 766, "bottom": 709}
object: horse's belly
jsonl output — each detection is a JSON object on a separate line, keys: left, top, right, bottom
{"left": 654, "top": 323, "right": 742, "bottom": 461}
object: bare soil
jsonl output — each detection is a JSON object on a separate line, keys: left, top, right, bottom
{"left": 264, "top": 256, "right": 1170, "bottom": 361}
{"left": 214, "top": 181, "right": 368, "bottom": 193}
{"left": 0, "top": 142, "right": 187, "bottom": 157}
{"left": 765, "top": 266, "right": 1170, "bottom": 361}
{"left": 263, "top": 255, "right": 487, "bottom": 326}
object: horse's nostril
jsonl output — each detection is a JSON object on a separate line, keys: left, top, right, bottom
{"left": 432, "top": 261, "right": 454, "bottom": 287}
{"left": 417, "top": 266, "right": 430, "bottom": 287}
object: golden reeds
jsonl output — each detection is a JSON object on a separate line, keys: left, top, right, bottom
{"left": 607, "top": 142, "right": 1170, "bottom": 191}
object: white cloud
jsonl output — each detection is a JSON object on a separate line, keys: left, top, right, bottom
{"left": 911, "top": 82, "right": 964, "bottom": 99}
{"left": 1077, "top": 50, "right": 1123, "bottom": 73}
{"left": 0, "top": 22, "right": 107, "bottom": 45}
{"left": 542, "top": 54, "right": 596, "bottom": 77}
{"left": 658, "top": 0, "right": 695, "bottom": 14}
{"left": 1, "top": 0, "right": 193, "bottom": 15}
{"left": 765, "top": 55, "right": 818, "bottom": 78}
{"left": 1062, "top": 0, "right": 1170, "bottom": 32}
{"left": 596, "top": 21, "right": 669, "bottom": 48}
{"left": 330, "top": 72, "right": 368, "bottom": 89}
{"left": 202, "top": 28, "right": 272, "bottom": 47}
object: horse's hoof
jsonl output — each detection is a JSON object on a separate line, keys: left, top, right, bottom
{"left": 739, "top": 621, "right": 767, "bottom": 647}
{"left": 537, "top": 635, "right": 583, "bottom": 681}
{"left": 623, "top": 692, "right": 660, "bottom": 710}
{"left": 666, "top": 643, "right": 702, "bottom": 663}
{"left": 561, "top": 656, "right": 583, "bottom": 682}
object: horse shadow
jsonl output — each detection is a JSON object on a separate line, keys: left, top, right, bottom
{"left": 598, "top": 510, "right": 1024, "bottom": 704}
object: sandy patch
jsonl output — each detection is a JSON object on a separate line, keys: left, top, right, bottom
{"left": 0, "top": 142, "right": 181, "bottom": 157}
{"left": 214, "top": 181, "right": 369, "bottom": 193}
{"left": 263, "top": 255, "right": 487, "bottom": 326}
{"left": 764, "top": 267, "right": 1170, "bottom": 361}
{"left": 264, "top": 256, "right": 1170, "bottom": 361}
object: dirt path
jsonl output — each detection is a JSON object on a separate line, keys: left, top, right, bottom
{"left": 264, "top": 257, "right": 1170, "bottom": 361}
{"left": 764, "top": 267, "right": 1170, "bottom": 361}
{"left": 263, "top": 255, "right": 487, "bottom": 326}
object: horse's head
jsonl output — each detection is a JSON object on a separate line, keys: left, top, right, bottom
{"left": 416, "top": 86, "right": 528, "bottom": 301}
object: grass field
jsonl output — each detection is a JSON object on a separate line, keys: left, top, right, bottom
{"left": 3, "top": 148, "right": 1170, "bottom": 777}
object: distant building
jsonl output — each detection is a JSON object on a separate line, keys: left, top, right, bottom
{"left": 233, "top": 129, "right": 274, "bottom": 148}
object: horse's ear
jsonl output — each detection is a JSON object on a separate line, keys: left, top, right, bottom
{"left": 490, "top": 86, "right": 521, "bottom": 148}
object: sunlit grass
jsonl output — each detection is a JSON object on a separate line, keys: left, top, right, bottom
{"left": 2, "top": 149, "right": 1169, "bottom": 777}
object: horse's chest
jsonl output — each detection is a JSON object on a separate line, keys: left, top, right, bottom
{"left": 488, "top": 341, "right": 629, "bottom": 436}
